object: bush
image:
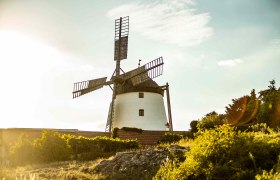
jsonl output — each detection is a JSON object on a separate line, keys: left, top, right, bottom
{"left": 8, "top": 131, "right": 73, "bottom": 165}
{"left": 154, "top": 124, "right": 280, "bottom": 179}
{"left": 190, "top": 120, "right": 198, "bottom": 133}
{"left": 8, "top": 134, "right": 35, "bottom": 165}
{"left": 256, "top": 169, "right": 280, "bottom": 180}
{"left": 197, "top": 114, "right": 225, "bottom": 131}
{"left": 111, "top": 127, "right": 119, "bottom": 139}
{"left": 63, "top": 135, "right": 139, "bottom": 161}
{"left": 158, "top": 133, "right": 183, "bottom": 144}
{"left": 9, "top": 130, "right": 140, "bottom": 165}
{"left": 121, "top": 127, "right": 143, "bottom": 133}
{"left": 111, "top": 127, "right": 143, "bottom": 139}
{"left": 181, "top": 131, "right": 194, "bottom": 139}
{"left": 34, "top": 130, "right": 73, "bottom": 162}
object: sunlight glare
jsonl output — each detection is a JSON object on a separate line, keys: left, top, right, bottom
{"left": 0, "top": 30, "right": 61, "bottom": 128}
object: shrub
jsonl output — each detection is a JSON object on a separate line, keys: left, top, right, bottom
{"left": 8, "top": 133, "right": 35, "bottom": 165}
{"left": 9, "top": 130, "right": 140, "bottom": 165}
{"left": 63, "top": 135, "right": 140, "bottom": 160}
{"left": 256, "top": 169, "right": 280, "bottom": 180}
{"left": 158, "top": 133, "right": 183, "bottom": 144}
{"left": 255, "top": 156, "right": 280, "bottom": 180}
{"left": 112, "top": 127, "right": 119, "bottom": 139}
{"left": 197, "top": 114, "right": 224, "bottom": 131}
{"left": 154, "top": 124, "right": 280, "bottom": 179}
{"left": 181, "top": 131, "right": 194, "bottom": 139}
{"left": 190, "top": 120, "right": 198, "bottom": 133}
{"left": 9, "top": 131, "right": 73, "bottom": 165}
{"left": 121, "top": 127, "right": 143, "bottom": 133}
{"left": 34, "top": 130, "right": 73, "bottom": 162}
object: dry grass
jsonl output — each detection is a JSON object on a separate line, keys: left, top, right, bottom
{"left": 159, "top": 138, "right": 193, "bottom": 148}
{"left": 0, "top": 143, "right": 192, "bottom": 179}
{"left": 0, "top": 159, "right": 107, "bottom": 180}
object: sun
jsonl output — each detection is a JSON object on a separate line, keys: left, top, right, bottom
{"left": 0, "top": 30, "right": 59, "bottom": 128}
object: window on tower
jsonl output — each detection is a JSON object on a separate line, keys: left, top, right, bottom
{"left": 139, "top": 92, "right": 144, "bottom": 98}
{"left": 139, "top": 109, "right": 144, "bottom": 116}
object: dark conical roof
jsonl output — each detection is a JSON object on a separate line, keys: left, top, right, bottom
{"left": 116, "top": 78, "right": 164, "bottom": 95}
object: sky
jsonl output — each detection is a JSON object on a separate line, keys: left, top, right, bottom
{"left": 0, "top": 0, "right": 279, "bottom": 131}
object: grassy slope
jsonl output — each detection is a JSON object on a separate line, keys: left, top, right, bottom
{"left": 1, "top": 159, "right": 108, "bottom": 180}
{"left": 1, "top": 140, "right": 191, "bottom": 180}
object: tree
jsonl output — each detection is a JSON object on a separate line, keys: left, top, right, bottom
{"left": 259, "top": 79, "right": 277, "bottom": 101}
{"left": 257, "top": 80, "right": 280, "bottom": 127}
{"left": 268, "top": 79, "right": 276, "bottom": 91}
{"left": 225, "top": 96, "right": 249, "bottom": 125}
{"left": 225, "top": 89, "right": 260, "bottom": 126}
{"left": 241, "top": 89, "right": 259, "bottom": 125}
{"left": 204, "top": 111, "right": 218, "bottom": 117}
{"left": 190, "top": 120, "right": 199, "bottom": 133}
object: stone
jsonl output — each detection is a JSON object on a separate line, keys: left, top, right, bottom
{"left": 94, "top": 145, "right": 189, "bottom": 179}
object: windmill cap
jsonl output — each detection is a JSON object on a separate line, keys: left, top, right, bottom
{"left": 117, "top": 78, "right": 164, "bottom": 95}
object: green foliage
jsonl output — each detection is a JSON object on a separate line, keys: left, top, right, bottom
{"left": 34, "top": 130, "right": 73, "bottom": 162}
{"left": 8, "top": 133, "right": 35, "bottom": 165}
{"left": 8, "top": 130, "right": 139, "bottom": 165}
{"left": 255, "top": 156, "right": 280, "bottom": 180}
{"left": 121, "top": 127, "right": 143, "bottom": 133}
{"left": 223, "top": 81, "right": 280, "bottom": 129}
{"left": 205, "top": 111, "right": 218, "bottom": 117}
{"left": 62, "top": 135, "right": 140, "bottom": 161}
{"left": 181, "top": 131, "right": 194, "bottom": 139}
{"left": 64, "top": 135, "right": 139, "bottom": 155}
{"left": 194, "top": 81, "right": 279, "bottom": 131}
{"left": 158, "top": 133, "right": 183, "bottom": 144}
{"left": 190, "top": 120, "right": 198, "bottom": 133}
{"left": 257, "top": 81, "right": 280, "bottom": 127}
{"left": 112, "top": 127, "right": 119, "bottom": 139}
{"left": 153, "top": 160, "right": 180, "bottom": 180}
{"left": 111, "top": 127, "right": 143, "bottom": 139}
{"left": 256, "top": 170, "right": 280, "bottom": 180}
{"left": 249, "top": 123, "right": 271, "bottom": 133}
{"left": 225, "top": 90, "right": 260, "bottom": 126}
{"left": 154, "top": 124, "right": 280, "bottom": 179}
{"left": 8, "top": 131, "right": 72, "bottom": 165}
{"left": 197, "top": 114, "right": 225, "bottom": 131}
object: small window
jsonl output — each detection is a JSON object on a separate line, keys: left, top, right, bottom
{"left": 139, "top": 92, "right": 144, "bottom": 98}
{"left": 139, "top": 109, "right": 144, "bottom": 116}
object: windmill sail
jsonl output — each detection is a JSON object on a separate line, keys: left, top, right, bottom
{"left": 114, "top": 16, "right": 129, "bottom": 61}
{"left": 121, "top": 56, "right": 164, "bottom": 85}
{"left": 73, "top": 77, "right": 107, "bottom": 98}
{"left": 105, "top": 101, "right": 114, "bottom": 132}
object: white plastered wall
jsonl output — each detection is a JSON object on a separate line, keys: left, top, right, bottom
{"left": 113, "top": 92, "right": 168, "bottom": 130}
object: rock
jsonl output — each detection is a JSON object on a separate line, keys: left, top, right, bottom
{"left": 94, "top": 145, "right": 189, "bottom": 179}
{"left": 94, "top": 148, "right": 169, "bottom": 179}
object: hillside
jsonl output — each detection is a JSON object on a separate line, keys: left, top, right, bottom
{"left": 1, "top": 81, "right": 280, "bottom": 179}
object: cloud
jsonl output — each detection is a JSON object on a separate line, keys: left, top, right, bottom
{"left": 107, "top": 0, "right": 213, "bottom": 47}
{"left": 268, "top": 38, "right": 280, "bottom": 50}
{"left": 217, "top": 58, "right": 243, "bottom": 67}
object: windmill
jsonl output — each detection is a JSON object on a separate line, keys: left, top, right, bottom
{"left": 72, "top": 16, "right": 173, "bottom": 132}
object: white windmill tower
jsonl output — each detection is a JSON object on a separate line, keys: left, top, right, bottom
{"left": 72, "top": 16, "right": 173, "bottom": 132}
